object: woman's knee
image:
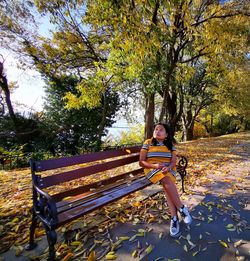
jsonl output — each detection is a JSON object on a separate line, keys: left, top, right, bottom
{"left": 161, "top": 176, "right": 172, "bottom": 187}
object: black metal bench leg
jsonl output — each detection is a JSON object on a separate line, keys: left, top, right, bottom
{"left": 45, "top": 227, "right": 57, "bottom": 261}
{"left": 25, "top": 209, "right": 38, "bottom": 251}
{"left": 181, "top": 177, "right": 185, "bottom": 193}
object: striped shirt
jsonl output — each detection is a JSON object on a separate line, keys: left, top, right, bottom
{"left": 141, "top": 139, "right": 176, "bottom": 165}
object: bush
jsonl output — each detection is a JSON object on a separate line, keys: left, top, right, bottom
{"left": 193, "top": 122, "right": 208, "bottom": 138}
{"left": 213, "top": 114, "right": 243, "bottom": 135}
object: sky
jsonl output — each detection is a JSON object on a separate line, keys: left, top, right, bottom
{"left": 2, "top": 13, "right": 52, "bottom": 113}
{"left": 4, "top": 53, "right": 45, "bottom": 112}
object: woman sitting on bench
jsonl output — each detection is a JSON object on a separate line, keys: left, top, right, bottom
{"left": 139, "top": 122, "right": 192, "bottom": 237}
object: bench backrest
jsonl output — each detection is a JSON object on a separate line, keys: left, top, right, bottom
{"left": 31, "top": 146, "right": 142, "bottom": 189}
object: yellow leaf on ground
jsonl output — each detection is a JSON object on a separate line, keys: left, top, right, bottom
{"left": 218, "top": 240, "right": 229, "bottom": 248}
{"left": 145, "top": 244, "right": 153, "bottom": 254}
{"left": 119, "top": 236, "right": 130, "bottom": 241}
{"left": 61, "top": 252, "right": 74, "bottom": 261}
{"left": 105, "top": 253, "right": 117, "bottom": 260}
{"left": 87, "top": 250, "right": 95, "bottom": 261}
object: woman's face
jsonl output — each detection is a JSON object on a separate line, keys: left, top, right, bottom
{"left": 153, "top": 124, "right": 167, "bottom": 141}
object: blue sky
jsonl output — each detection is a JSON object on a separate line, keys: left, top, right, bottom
{"left": 3, "top": 50, "right": 45, "bottom": 112}
{"left": 3, "top": 13, "right": 54, "bottom": 112}
{"left": 11, "top": 74, "right": 45, "bottom": 112}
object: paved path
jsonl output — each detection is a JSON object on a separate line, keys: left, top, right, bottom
{"left": 106, "top": 154, "right": 250, "bottom": 261}
{"left": 105, "top": 141, "right": 250, "bottom": 261}
{"left": 1, "top": 139, "right": 249, "bottom": 261}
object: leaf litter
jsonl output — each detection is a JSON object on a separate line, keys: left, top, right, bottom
{"left": 0, "top": 132, "right": 249, "bottom": 259}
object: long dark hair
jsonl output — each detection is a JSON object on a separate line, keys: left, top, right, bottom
{"left": 152, "top": 122, "right": 174, "bottom": 151}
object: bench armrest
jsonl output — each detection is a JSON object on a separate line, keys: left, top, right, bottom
{"left": 32, "top": 182, "right": 58, "bottom": 227}
{"left": 176, "top": 155, "right": 188, "bottom": 193}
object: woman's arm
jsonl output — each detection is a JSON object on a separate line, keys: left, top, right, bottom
{"left": 139, "top": 149, "right": 164, "bottom": 169}
{"left": 162, "top": 152, "right": 177, "bottom": 173}
{"left": 170, "top": 153, "right": 177, "bottom": 169}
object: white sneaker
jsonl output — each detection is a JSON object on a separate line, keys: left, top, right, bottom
{"left": 170, "top": 216, "right": 180, "bottom": 237}
{"left": 179, "top": 206, "right": 192, "bottom": 224}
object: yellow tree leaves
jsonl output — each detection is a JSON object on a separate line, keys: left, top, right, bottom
{"left": 64, "top": 77, "right": 106, "bottom": 109}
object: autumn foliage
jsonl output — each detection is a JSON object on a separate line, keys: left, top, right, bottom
{"left": 0, "top": 132, "right": 249, "bottom": 259}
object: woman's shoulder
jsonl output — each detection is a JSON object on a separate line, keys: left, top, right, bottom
{"left": 141, "top": 138, "right": 153, "bottom": 150}
{"left": 144, "top": 138, "right": 152, "bottom": 145}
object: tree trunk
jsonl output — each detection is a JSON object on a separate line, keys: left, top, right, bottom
{"left": 182, "top": 123, "right": 194, "bottom": 141}
{"left": 0, "top": 61, "right": 19, "bottom": 131}
{"left": 144, "top": 92, "right": 155, "bottom": 139}
{"left": 159, "top": 68, "right": 181, "bottom": 136}
{"left": 210, "top": 113, "right": 213, "bottom": 135}
{"left": 186, "top": 121, "right": 194, "bottom": 140}
{"left": 160, "top": 87, "right": 183, "bottom": 137}
{"left": 166, "top": 90, "right": 178, "bottom": 135}
{"left": 96, "top": 90, "right": 108, "bottom": 150}
{"left": 159, "top": 88, "right": 168, "bottom": 122}
{"left": 182, "top": 105, "right": 203, "bottom": 141}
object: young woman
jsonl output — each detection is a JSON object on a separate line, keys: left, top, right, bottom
{"left": 139, "top": 123, "right": 192, "bottom": 237}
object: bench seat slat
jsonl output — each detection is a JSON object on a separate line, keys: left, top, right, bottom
{"left": 56, "top": 173, "right": 145, "bottom": 212}
{"left": 35, "top": 146, "right": 141, "bottom": 172}
{"left": 40, "top": 154, "right": 139, "bottom": 188}
{"left": 52, "top": 168, "right": 143, "bottom": 202}
{"left": 56, "top": 176, "right": 151, "bottom": 227}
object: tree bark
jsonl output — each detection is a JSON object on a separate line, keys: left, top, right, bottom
{"left": 144, "top": 92, "right": 155, "bottom": 139}
{"left": 182, "top": 104, "right": 203, "bottom": 141}
{"left": 0, "top": 60, "right": 19, "bottom": 131}
{"left": 96, "top": 90, "right": 108, "bottom": 150}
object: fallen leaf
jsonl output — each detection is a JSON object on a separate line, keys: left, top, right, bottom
{"left": 70, "top": 241, "right": 82, "bottom": 246}
{"left": 154, "top": 257, "right": 165, "bottom": 261}
{"left": 145, "top": 244, "right": 154, "bottom": 254}
{"left": 226, "top": 224, "right": 234, "bottom": 229}
{"left": 132, "top": 249, "right": 138, "bottom": 257}
{"left": 234, "top": 240, "right": 243, "bottom": 248}
{"left": 129, "top": 234, "right": 137, "bottom": 242}
{"left": 87, "top": 251, "right": 95, "bottom": 261}
{"left": 208, "top": 217, "right": 213, "bottom": 223}
{"left": 119, "top": 236, "right": 130, "bottom": 241}
{"left": 192, "top": 251, "right": 199, "bottom": 256}
{"left": 218, "top": 240, "right": 229, "bottom": 248}
{"left": 61, "top": 252, "right": 74, "bottom": 261}
{"left": 105, "top": 253, "right": 117, "bottom": 260}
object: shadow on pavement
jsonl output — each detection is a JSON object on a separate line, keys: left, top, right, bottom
{"left": 141, "top": 193, "right": 249, "bottom": 261}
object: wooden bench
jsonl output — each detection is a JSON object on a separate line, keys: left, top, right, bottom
{"left": 25, "top": 145, "right": 188, "bottom": 260}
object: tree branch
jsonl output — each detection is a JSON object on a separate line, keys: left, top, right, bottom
{"left": 192, "top": 11, "right": 250, "bottom": 27}
{"left": 181, "top": 48, "right": 210, "bottom": 64}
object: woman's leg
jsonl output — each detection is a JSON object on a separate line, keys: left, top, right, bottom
{"left": 162, "top": 176, "right": 192, "bottom": 225}
{"left": 161, "top": 176, "right": 183, "bottom": 211}
{"left": 161, "top": 176, "right": 181, "bottom": 237}
{"left": 162, "top": 186, "right": 177, "bottom": 217}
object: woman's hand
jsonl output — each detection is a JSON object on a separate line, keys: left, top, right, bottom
{"left": 153, "top": 163, "right": 165, "bottom": 169}
{"left": 161, "top": 166, "right": 171, "bottom": 173}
